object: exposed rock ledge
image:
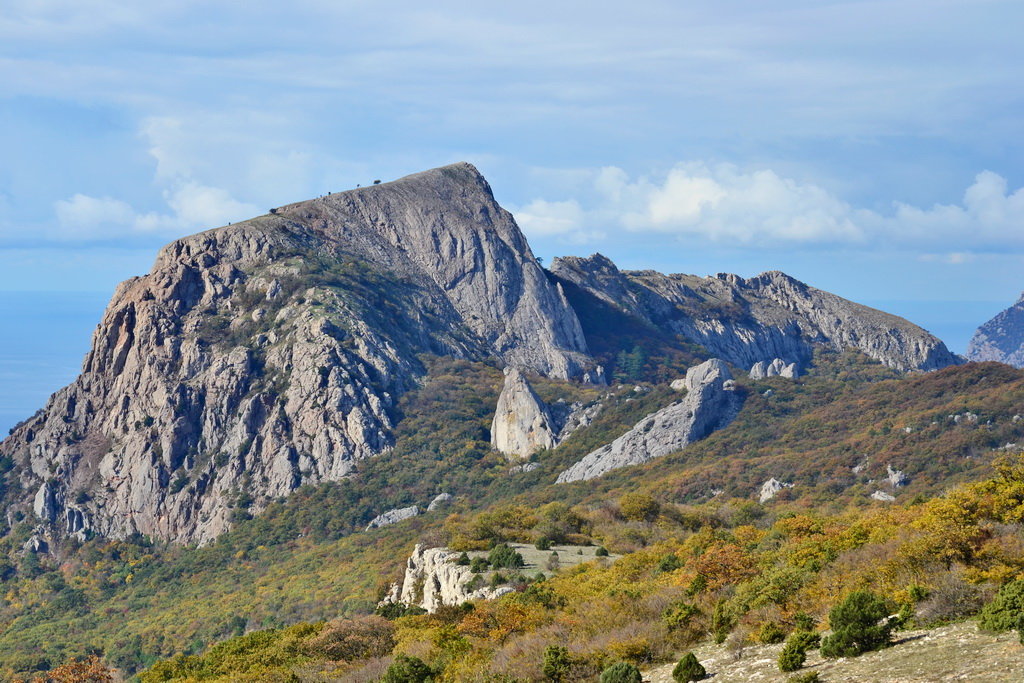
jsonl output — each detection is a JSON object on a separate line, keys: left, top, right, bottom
{"left": 365, "top": 506, "right": 420, "bottom": 531}
{"left": 379, "top": 544, "right": 514, "bottom": 613}
{"left": 556, "top": 359, "right": 742, "bottom": 483}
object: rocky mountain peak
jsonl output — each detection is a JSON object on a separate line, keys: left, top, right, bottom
{"left": 0, "top": 163, "right": 596, "bottom": 545}
{"left": 966, "top": 295, "right": 1024, "bottom": 367}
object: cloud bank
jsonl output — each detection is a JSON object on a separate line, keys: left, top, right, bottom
{"left": 514, "top": 164, "right": 1024, "bottom": 254}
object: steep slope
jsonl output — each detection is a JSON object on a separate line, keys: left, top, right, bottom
{"left": 967, "top": 293, "right": 1024, "bottom": 367}
{"left": 0, "top": 163, "right": 593, "bottom": 546}
{"left": 550, "top": 254, "right": 959, "bottom": 373}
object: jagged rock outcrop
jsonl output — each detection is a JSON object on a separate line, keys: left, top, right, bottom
{"left": 379, "top": 544, "right": 514, "bottom": 612}
{"left": 871, "top": 490, "right": 897, "bottom": 502}
{"left": 0, "top": 163, "right": 597, "bottom": 545}
{"left": 887, "top": 464, "right": 909, "bottom": 488}
{"left": 490, "top": 368, "right": 559, "bottom": 457}
{"left": 365, "top": 506, "right": 420, "bottom": 531}
{"left": 556, "top": 359, "right": 742, "bottom": 483}
{"left": 550, "top": 254, "right": 959, "bottom": 372}
{"left": 759, "top": 478, "right": 794, "bottom": 503}
{"left": 967, "top": 294, "right": 1024, "bottom": 367}
{"left": 750, "top": 358, "right": 799, "bottom": 379}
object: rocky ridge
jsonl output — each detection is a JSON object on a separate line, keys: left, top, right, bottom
{"left": 967, "top": 293, "right": 1024, "bottom": 367}
{"left": 0, "top": 163, "right": 595, "bottom": 545}
{"left": 0, "top": 164, "right": 967, "bottom": 548}
{"left": 556, "top": 359, "right": 742, "bottom": 483}
{"left": 551, "top": 254, "right": 959, "bottom": 372}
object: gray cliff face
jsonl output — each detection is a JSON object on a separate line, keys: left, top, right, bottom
{"left": 966, "top": 294, "right": 1024, "bottom": 367}
{"left": 551, "top": 254, "right": 958, "bottom": 372}
{"left": 0, "top": 163, "right": 593, "bottom": 545}
{"left": 490, "top": 368, "right": 558, "bottom": 457}
{"left": 556, "top": 359, "right": 741, "bottom": 483}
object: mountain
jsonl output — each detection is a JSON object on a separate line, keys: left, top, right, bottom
{"left": 550, "top": 253, "right": 958, "bottom": 373}
{"left": 967, "top": 293, "right": 1024, "bottom": 367}
{"left": 0, "top": 163, "right": 594, "bottom": 546}
{"left": 0, "top": 163, "right": 960, "bottom": 549}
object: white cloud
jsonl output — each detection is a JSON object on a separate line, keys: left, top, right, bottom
{"left": 53, "top": 181, "right": 260, "bottom": 240}
{"left": 516, "top": 163, "right": 1024, "bottom": 252}
{"left": 54, "top": 194, "right": 136, "bottom": 235}
{"left": 50, "top": 120, "right": 262, "bottom": 241}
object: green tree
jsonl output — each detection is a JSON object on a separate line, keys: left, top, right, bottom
{"left": 600, "top": 661, "right": 642, "bottom": 683}
{"left": 672, "top": 652, "right": 706, "bottom": 682}
{"left": 380, "top": 654, "right": 434, "bottom": 683}
{"left": 979, "top": 578, "right": 1024, "bottom": 632}
{"left": 778, "top": 638, "right": 806, "bottom": 672}
{"left": 488, "top": 543, "right": 525, "bottom": 569}
{"left": 542, "top": 645, "right": 572, "bottom": 681}
{"left": 820, "top": 590, "right": 893, "bottom": 658}
{"left": 619, "top": 493, "right": 660, "bottom": 522}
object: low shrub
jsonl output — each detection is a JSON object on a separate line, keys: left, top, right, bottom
{"left": 600, "top": 661, "right": 642, "bottom": 683}
{"left": 672, "top": 652, "right": 706, "bottom": 682}
{"left": 978, "top": 578, "right": 1024, "bottom": 632}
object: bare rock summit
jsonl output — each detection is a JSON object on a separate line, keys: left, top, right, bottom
{"left": 0, "top": 163, "right": 594, "bottom": 545}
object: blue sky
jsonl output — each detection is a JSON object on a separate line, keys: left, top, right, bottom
{"left": 1, "top": 0, "right": 1023, "bottom": 389}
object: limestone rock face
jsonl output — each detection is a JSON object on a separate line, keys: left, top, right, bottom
{"left": 967, "top": 294, "right": 1024, "bottom": 367}
{"left": 0, "top": 163, "right": 595, "bottom": 546}
{"left": 551, "top": 255, "right": 959, "bottom": 372}
{"left": 759, "top": 478, "right": 794, "bottom": 503}
{"left": 556, "top": 359, "right": 742, "bottom": 483}
{"left": 379, "top": 544, "right": 514, "bottom": 613}
{"left": 365, "top": 506, "right": 420, "bottom": 531}
{"left": 490, "top": 368, "right": 558, "bottom": 457}
{"left": 750, "top": 358, "right": 799, "bottom": 379}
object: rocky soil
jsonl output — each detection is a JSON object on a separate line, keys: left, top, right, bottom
{"left": 645, "top": 621, "right": 1024, "bottom": 682}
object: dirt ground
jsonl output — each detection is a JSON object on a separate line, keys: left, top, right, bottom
{"left": 644, "top": 621, "right": 1024, "bottom": 682}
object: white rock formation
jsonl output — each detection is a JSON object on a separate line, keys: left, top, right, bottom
{"left": 759, "top": 478, "right": 794, "bottom": 503}
{"left": 750, "top": 358, "right": 800, "bottom": 379}
{"left": 427, "top": 493, "right": 452, "bottom": 512}
{"left": 871, "top": 490, "right": 897, "bottom": 502}
{"left": 887, "top": 464, "right": 909, "bottom": 488}
{"left": 365, "top": 506, "right": 420, "bottom": 531}
{"left": 556, "top": 359, "right": 742, "bottom": 483}
{"left": 379, "top": 544, "right": 515, "bottom": 612}
{"left": 491, "top": 368, "right": 559, "bottom": 457}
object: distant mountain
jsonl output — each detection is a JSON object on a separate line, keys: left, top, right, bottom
{"left": 967, "top": 293, "right": 1024, "bottom": 367}
{"left": 0, "top": 163, "right": 960, "bottom": 547}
